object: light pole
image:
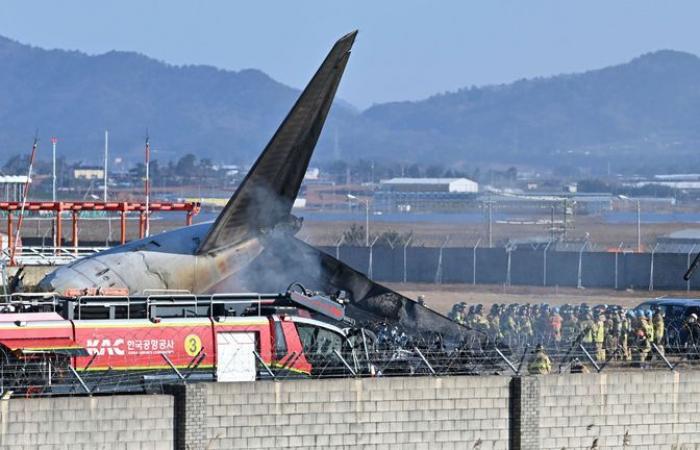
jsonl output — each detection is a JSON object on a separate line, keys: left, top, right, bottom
{"left": 51, "top": 137, "right": 57, "bottom": 202}
{"left": 619, "top": 195, "right": 641, "bottom": 252}
{"left": 347, "top": 194, "right": 369, "bottom": 246}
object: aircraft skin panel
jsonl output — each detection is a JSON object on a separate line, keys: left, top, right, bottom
{"left": 196, "top": 31, "right": 357, "bottom": 255}
{"left": 39, "top": 223, "right": 263, "bottom": 294}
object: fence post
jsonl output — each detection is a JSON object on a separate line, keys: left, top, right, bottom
{"left": 434, "top": 236, "right": 449, "bottom": 284}
{"left": 649, "top": 243, "right": 658, "bottom": 292}
{"left": 505, "top": 243, "right": 514, "bottom": 286}
{"left": 577, "top": 241, "right": 588, "bottom": 289}
{"left": 543, "top": 241, "right": 552, "bottom": 286}
{"left": 472, "top": 239, "right": 480, "bottom": 285}
{"left": 614, "top": 242, "right": 623, "bottom": 290}
{"left": 335, "top": 235, "right": 345, "bottom": 260}
{"left": 402, "top": 236, "right": 413, "bottom": 283}
{"left": 367, "top": 236, "right": 379, "bottom": 279}
{"left": 688, "top": 244, "right": 697, "bottom": 292}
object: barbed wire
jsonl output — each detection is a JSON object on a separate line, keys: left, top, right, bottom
{"left": 4, "top": 330, "right": 700, "bottom": 399}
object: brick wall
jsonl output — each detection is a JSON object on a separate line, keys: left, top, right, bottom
{"left": 6, "top": 372, "right": 700, "bottom": 449}
{"left": 538, "top": 371, "right": 700, "bottom": 449}
{"left": 0, "top": 395, "right": 173, "bottom": 450}
{"left": 201, "top": 376, "right": 511, "bottom": 450}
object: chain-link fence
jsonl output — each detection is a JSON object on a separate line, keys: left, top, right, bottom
{"left": 322, "top": 243, "right": 700, "bottom": 290}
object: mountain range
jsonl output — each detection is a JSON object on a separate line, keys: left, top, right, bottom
{"left": 3, "top": 34, "right": 700, "bottom": 171}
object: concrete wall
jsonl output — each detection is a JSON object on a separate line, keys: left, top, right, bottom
{"left": 198, "top": 376, "right": 511, "bottom": 450}
{"left": 538, "top": 372, "right": 700, "bottom": 449}
{"left": 6, "top": 372, "right": 700, "bottom": 449}
{"left": 0, "top": 395, "right": 173, "bottom": 450}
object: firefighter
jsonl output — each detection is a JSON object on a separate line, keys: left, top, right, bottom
{"left": 621, "top": 311, "right": 632, "bottom": 361}
{"left": 550, "top": 307, "right": 563, "bottom": 344}
{"left": 682, "top": 313, "right": 700, "bottom": 357}
{"left": 592, "top": 314, "right": 606, "bottom": 363}
{"left": 487, "top": 305, "right": 502, "bottom": 341}
{"left": 503, "top": 309, "right": 518, "bottom": 344}
{"left": 527, "top": 344, "right": 552, "bottom": 375}
{"left": 561, "top": 311, "right": 578, "bottom": 344}
{"left": 471, "top": 306, "right": 490, "bottom": 333}
{"left": 652, "top": 308, "right": 665, "bottom": 356}
{"left": 604, "top": 316, "right": 617, "bottom": 360}
{"left": 580, "top": 312, "right": 595, "bottom": 353}
{"left": 633, "top": 327, "right": 652, "bottom": 368}
{"left": 640, "top": 314, "right": 654, "bottom": 361}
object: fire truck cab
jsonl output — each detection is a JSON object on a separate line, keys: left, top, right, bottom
{"left": 0, "top": 289, "right": 361, "bottom": 395}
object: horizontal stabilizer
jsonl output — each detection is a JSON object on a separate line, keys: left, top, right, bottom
{"left": 197, "top": 31, "right": 357, "bottom": 254}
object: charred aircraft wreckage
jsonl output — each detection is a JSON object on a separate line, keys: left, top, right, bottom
{"left": 36, "top": 31, "right": 499, "bottom": 372}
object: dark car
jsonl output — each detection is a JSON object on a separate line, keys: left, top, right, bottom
{"left": 634, "top": 298, "right": 700, "bottom": 350}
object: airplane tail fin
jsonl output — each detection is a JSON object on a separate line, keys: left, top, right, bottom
{"left": 197, "top": 31, "right": 357, "bottom": 254}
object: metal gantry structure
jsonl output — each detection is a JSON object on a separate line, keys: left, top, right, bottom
{"left": 1, "top": 200, "right": 200, "bottom": 265}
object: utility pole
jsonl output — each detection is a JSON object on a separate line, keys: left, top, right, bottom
{"left": 619, "top": 195, "right": 641, "bottom": 252}
{"left": 103, "top": 131, "right": 108, "bottom": 203}
{"left": 562, "top": 199, "right": 568, "bottom": 239}
{"left": 347, "top": 194, "right": 369, "bottom": 246}
{"left": 51, "top": 137, "right": 57, "bottom": 202}
{"left": 144, "top": 137, "right": 151, "bottom": 238}
{"left": 550, "top": 205, "right": 555, "bottom": 242}
{"left": 483, "top": 199, "right": 494, "bottom": 247}
{"left": 11, "top": 137, "right": 38, "bottom": 265}
{"left": 487, "top": 202, "right": 493, "bottom": 247}
{"left": 636, "top": 199, "right": 641, "bottom": 252}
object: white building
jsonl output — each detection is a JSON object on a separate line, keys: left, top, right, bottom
{"left": 375, "top": 178, "right": 479, "bottom": 213}
{"left": 0, "top": 175, "right": 30, "bottom": 201}
{"left": 380, "top": 178, "right": 479, "bottom": 193}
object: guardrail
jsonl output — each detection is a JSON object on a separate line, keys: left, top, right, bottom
{"left": 0, "top": 246, "right": 109, "bottom": 266}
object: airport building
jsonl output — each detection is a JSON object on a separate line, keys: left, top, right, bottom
{"left": 374, "top": 177, "right": 479, "bottom": 212}
{"left": 73, "top": 166, "right": 105, "bottom": 180}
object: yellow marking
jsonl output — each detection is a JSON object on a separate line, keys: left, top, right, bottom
{"left": 270, "top": 361, "right": 311, "bottom": 375}
{"left": 184, "top": 334, "right": 202, "bottom": 357}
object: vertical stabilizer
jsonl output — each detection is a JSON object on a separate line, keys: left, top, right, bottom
{"left": 197, "top": 31, "right": 357, "bottom": 254}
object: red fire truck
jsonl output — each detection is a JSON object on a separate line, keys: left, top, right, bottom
{"left": 0, "top": 288, "right": 362, "bottom": 395}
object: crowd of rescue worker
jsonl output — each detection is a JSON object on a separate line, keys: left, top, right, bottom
{"left": 448, "top": 302, "right": 700, "bottom": 375}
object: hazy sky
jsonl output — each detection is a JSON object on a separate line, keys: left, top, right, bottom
{"left": 2, "top": 1, "right": 700, "bottom": 108}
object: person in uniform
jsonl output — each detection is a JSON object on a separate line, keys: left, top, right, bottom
{"left": 592, "top": 314, "right": 606, "bottom": 363}
{"left": 640, "top": 314, "right": 654, "bottom": 362}
{"left": 527, "top": 344, "right": 552, "bottom": 375}
{"left": 652, "top": 308, "right": 665, "bottom": 356}
{"left": 550, "top": 307, "right": 563, "bottom": 346}
{"left": 621, "top": 311, "right": 632, "bottom": 361}
{"left": 633, "top": 328, "right": 651, "bottom": 368}
{"left": 682, "top": 313, "right": 700, "bottom": 358}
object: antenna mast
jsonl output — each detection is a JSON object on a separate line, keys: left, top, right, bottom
{"left": 144, "top": 136, "right": 150, "bottom": 238}
{"left": 10, "top": 137, "right": 38, "bottom": 265}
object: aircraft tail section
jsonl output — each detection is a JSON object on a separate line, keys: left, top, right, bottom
{"left": 197, "top": 31, "right": 357, "bottom": 254}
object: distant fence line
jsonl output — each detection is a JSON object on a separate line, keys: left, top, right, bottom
{"left": 319, "top": 245, "right": 699, "bottom": 291}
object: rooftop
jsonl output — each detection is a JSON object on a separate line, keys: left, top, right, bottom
{"left": 381, "top": 178, "right": 475, "bottom": 185}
